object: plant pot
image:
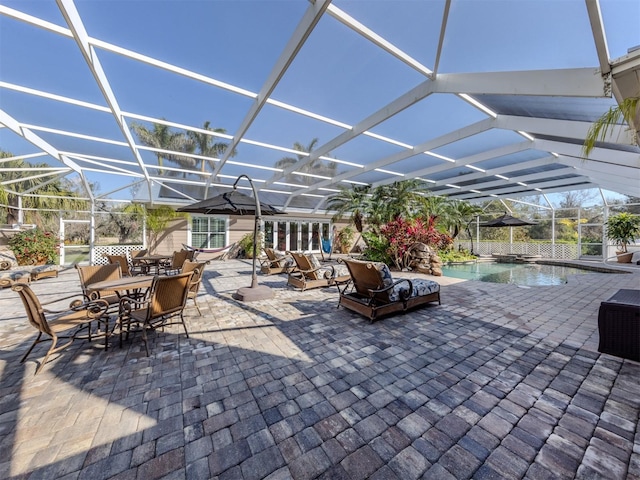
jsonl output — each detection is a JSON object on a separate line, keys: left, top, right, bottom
{"left": 616, "top": 251, "right": 633, "bottom": 263}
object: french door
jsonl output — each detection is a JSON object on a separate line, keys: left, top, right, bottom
{"left": 264, "top": 219, "right": 330, "bottom": 253}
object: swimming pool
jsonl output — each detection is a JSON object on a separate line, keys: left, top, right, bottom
{"left": 441, "top": 262, "right": 603, "bottom": 286}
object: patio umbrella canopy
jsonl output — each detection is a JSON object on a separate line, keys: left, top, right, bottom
{"left": 176, "top": 191, "right": 284, "bottom": 216}
{"left": 482, "top": 213, "right": 536, "bottom": 227}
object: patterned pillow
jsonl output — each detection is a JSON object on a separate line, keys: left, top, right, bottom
{"left": 307, "top": 253, "right": 322, "bottom": 270}
{"left": 332, "top": 264, "right": 349, "bottom": 278}
{"left": 374, "top": 262, "right": 394, "bottom": 287}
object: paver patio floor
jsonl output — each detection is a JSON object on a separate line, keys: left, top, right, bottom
{"left": 0, "top": 259, "right": 638, "bottom": 479}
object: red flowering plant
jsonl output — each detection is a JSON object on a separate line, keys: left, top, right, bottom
{"left": 380, "top": 216, "right": 452, "bottom": 269}
{"left": 8, "top": 228, "right": 59, "bottom": 265}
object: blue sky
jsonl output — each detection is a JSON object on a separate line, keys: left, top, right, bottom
{"left": 0, "top": 0, "right": 638, "bottom": 204}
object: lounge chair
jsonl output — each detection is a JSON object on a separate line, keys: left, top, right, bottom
{"left": 260, "top": 248, "right": 296, "bottom": 275}
{"left": 286, "top": 251, "right": 350, "bottom": 291}
{"left": 338, "top": 257, "right": 441, "bottom": 322}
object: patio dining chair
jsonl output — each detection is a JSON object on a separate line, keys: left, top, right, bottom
{"left": 105, "top": 254, "right": 134, "bottom": 277}
{"left": 181, "top": 260, "right": 208, "bottom": 315}
{"left": 286, "top": 251, "right": 350, "bottom": 291}
{"left": 9, "top": 282, "right": 110, "bottom": 374}
{"left": 118, "top": 271, "right": 194, "bottom": 355}
{"left": 338, "top": 257, "right": 441, "bottom": 322}
{"left": 161, "top": 250, "right": 190, "bottom": 275}
{"left": 129, "top": 249, "right": 149, "bottom": 275}
{"left": 76, "top": 263, "right": 123, "bottom": 312}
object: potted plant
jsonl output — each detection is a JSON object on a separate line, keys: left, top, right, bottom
{"left": 605, "top": 212, "right": 640, "bottom": 263}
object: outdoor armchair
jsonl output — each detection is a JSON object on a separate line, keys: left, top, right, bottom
{"left": 338, "top": 257, "right": 440, "bottom": 322}
{"left": 118, "top": 271, "right": 194, "bottom": 355}
{"left": 286, "top": 251, "right": 350, "bottom": 291}
{"left": 9, "top": 281, "right": 110, "bottom": 374}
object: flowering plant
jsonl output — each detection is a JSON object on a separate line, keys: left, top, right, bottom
{"left": 380, "top": 217, "right": 452, "bottom": 269}
{"left": 8, "top": 228, "right": 59, "bottom": 265}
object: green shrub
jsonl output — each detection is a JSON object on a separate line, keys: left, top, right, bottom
{"left": 237, "top": 233, "right": 254, "bottom": 258}
{"left": 361, "top": 231, "right": 392, "bottom": 264}
{"left": 437, "top": 249, "right": 476, "bottom": 263}
{"left": 8, "top": 228, "right": 59, "bottom": 265}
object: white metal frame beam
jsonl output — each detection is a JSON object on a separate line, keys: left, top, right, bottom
{"left": 208, "top": 0, "right": 332, "bottom": 192}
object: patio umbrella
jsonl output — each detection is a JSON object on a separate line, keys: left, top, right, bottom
{"left": 482, "top": 213, "right": 536, "bottom": 227}
{"left": 177, "top": 190, "right": 284, "bottom": 216}
{"left": 177, "top": 178, "right": 284, "bottom": 301}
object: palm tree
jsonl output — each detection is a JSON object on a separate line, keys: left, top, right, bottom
{"left": 274, "top": 138, "right": 337, "bottom": 186}
{"left": 130, "top": 120, "right": 194, "bottom": 175}
{"left": 186, "top": 121, "right": 232, "bottom": 174}
{"left": 421, "top": 195, "right": 450, "bottom": 226}
{"left": 368, "top": 180, "right": 430, "bottom": 226}
{"left": 0, "top": 153, "right": 88, "bottom": 227}
{"left": 443, "top": 200, "right": 483, "bottom": 239}
{"left": 326, "top": 184, "right": 371, "bottom": 234}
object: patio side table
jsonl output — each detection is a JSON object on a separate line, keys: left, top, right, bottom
{"left": 598, "top": 289, "right": 640, "bottom": 362}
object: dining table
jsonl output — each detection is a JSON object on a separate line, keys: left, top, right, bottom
{"left": 85, "top": 275, "right": 155, "bottom": 299}
{"left": 135, "top": 254, "right": 172, "bottom": 275}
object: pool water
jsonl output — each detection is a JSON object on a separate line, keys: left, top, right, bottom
{"left": 441, "top": 262, "right": 597, "bottom": 286}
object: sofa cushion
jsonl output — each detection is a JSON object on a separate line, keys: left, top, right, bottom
{"left": 389, "top": 278, "right": 440, "bottom": 303}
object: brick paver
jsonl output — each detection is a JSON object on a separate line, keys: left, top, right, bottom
{"left": 0, "top": 259, "right": 638, "bottom": 479}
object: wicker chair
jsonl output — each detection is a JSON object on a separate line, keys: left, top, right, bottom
{"left": 105, "top": 254, "right": 133, "bottom": 277}
{"left": 260, "top": 248, "right": 296, "bottom": 275}
{"left": 129, "top": 249, "right": 149, "bottom": 275}
{"left": 286, "top": 251, "right": 350, "bottom": 291}
{"left": 118, "top": 271, "right": 194, "bottom": 355}
{"left": 162, "top": 250, "right": 190, "bottom": 275}
{"left": 181, "top": 260, "right": 208, "bottom": 315}
{"left": 338, "top": 257, "right": 441, "bottom": 322}
{"left": 76, "top": 263, "right": 122, "bottom": 312}
{"left": 10, "top": 282, "right": 110, "bottom": 374}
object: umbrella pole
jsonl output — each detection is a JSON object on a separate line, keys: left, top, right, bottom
{"left": 232, "top": 174, "right": 274, "bottom": 302}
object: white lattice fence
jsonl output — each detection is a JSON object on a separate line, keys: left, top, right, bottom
{"left": 455, "top": 241, "right": 579, "bottom": 259}
{"left": 94, "top": 245, "right": 144, "bottom": 265}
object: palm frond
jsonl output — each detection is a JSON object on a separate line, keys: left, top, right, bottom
{"left": 582, "top": 96, "right": 640, "bottom": 158}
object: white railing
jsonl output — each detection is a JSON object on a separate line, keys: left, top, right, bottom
{"left": 455, "top": 241, "right": 579, "bottom": 259}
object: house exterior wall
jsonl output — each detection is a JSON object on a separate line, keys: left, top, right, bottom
{"left": 152, "top": 217, "right": 188, "bottom": 255}
{"left": 153, "top": 214, "right": 354, "bottom": 256}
